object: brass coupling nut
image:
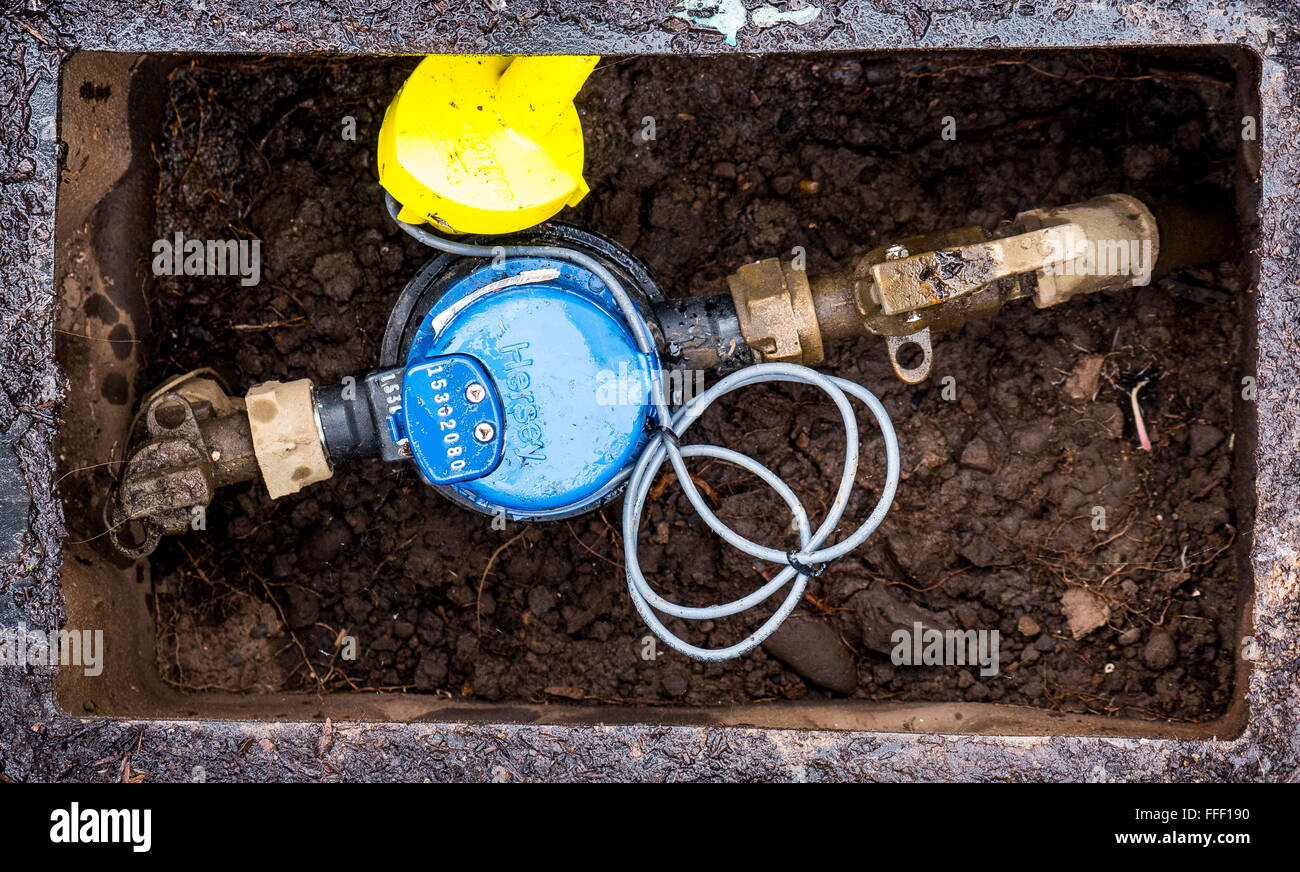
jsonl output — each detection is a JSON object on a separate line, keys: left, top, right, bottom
{"left": 726, "top": 258, "right": 825, "bottom": 365}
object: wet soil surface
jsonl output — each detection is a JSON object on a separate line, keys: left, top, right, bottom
{"left": 140, "top": 52, "right": 1246, "bottom": 719}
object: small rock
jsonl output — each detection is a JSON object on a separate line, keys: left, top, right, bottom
{"left": 1034, "top": 633, "right": 1057, "bottom": 652}
{"left": 1064, "top": 354, "right": 1105, "bottom": 401}
{"left": 661, "top": 672, "right": 689, "bottom": 697}
{"left": 1061, "top": 588, "right": 1111, "bottom": 639}
{"left": 1118, "top": 626, "right": 1142, "bottom": 646}
{"left": 1142, "top": 629, "right": 1178, "bottom": 670}
{"left": 711, "top": 160, "right": 737, "bottom": 179}
{"left": 1021, "top": 645, "right": 1040, "bottom": 665}
{"left": 762, "top": 615, "right": 858, "bottom": 694}
{"left": 1188, "top": 423, "right": 1225, "bottom": 457}
{"left": 848, "top": 584, "right": 949, "bottom": 655}
{"left": 1017, "top": 615, "right": 1041, "bottom": 637}
{"left": 959, "top": 438, "right": 997, "bottom": 473}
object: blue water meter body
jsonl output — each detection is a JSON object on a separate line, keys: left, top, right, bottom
{"left": 389, "top": 256, "right": 660, "bottom": 520}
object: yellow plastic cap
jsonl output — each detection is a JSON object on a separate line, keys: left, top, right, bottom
{"left": 378, "top": 54, "right": 599, "bottom": 236}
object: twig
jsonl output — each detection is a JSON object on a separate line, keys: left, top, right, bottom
{"left": 477, "top": 529, "right": 528, "bottom": 638}
{"left": 230, "top": 317, "right": 306, "bottom": 332}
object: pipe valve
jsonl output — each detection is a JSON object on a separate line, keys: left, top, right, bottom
{"left": 725, "top": 193, "right": 1161, "bottom": 382}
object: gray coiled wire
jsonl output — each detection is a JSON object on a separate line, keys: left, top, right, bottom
{"left": 386, "top": 192, "right": 900, "bottom": 661}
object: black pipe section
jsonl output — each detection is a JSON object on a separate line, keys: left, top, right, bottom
{"left": 652, "top": 294, "right": 754, "bottom": 376}
{"left": 1150, "top": 191, "right": 1237, "bottom": 275}
{"left": 316, "top": 380, "right": 381, "bottom": 465}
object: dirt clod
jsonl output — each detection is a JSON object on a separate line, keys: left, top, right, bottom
{"left": 1188, "top": 423, "right": 1226, "bottom": 457}
{"left": 1061, "top": 588, "right": 1111, "bottom": 640}
{"left": 762, "top": 615, "right": 858, "bottom": 694}
{"left": 1065, "top": 354, "right": 1106, "bottom": 401}
{"left": 959, "top": 438, "right": 997, "bottom": 473}
{"left": 848, "top": 584, "right": 949, "bottom": 655}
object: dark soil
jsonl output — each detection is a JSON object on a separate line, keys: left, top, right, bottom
{"left": 141, "top": 51, "right": 1247, "bottom": 719}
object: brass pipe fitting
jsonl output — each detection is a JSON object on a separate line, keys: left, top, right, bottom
{"left": 725, "top": 194, "right": 1164, "bottom": 383}
{"left": 726, "top": 258, "right": 825, "bottom": 365}
{"left": 110, "top": 373, "right": 335, "bottom": 557}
